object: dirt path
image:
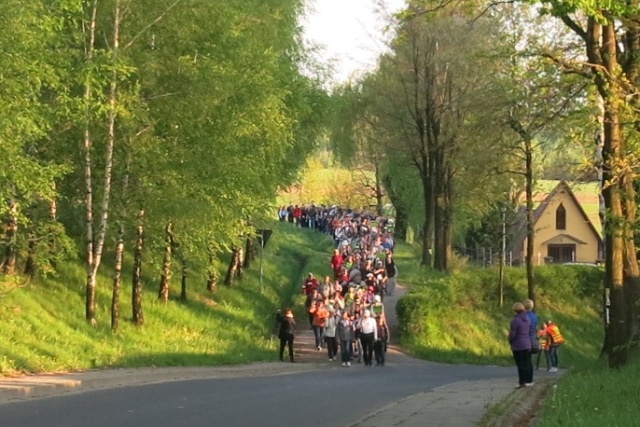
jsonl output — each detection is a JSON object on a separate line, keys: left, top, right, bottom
{"left": 292, "top": 285, "right": 406, "bottom": 364}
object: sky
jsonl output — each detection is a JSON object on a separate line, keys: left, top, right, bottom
{"left": 301, "top": 0, "right": 406, "bottom": 84}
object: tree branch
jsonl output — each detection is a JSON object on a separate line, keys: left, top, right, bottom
{"left": 124, "top": 0, "right": 184, "bottom": 50}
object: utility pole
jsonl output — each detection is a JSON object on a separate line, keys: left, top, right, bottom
{"left": 499, "top": 205, "right": 506, "bottom": 307}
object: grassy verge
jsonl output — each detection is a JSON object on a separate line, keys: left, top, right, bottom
{"left": 0, "top": 221, "right": 334, "bottom": 375}
{"left": 395, "top": 241, "right": 640, "bottom": 425}
{"left": 536, "top": 355, "right": 640, "bottom": 426}
{"left": 394, "top": 242, "right": 604, "bottom": 368}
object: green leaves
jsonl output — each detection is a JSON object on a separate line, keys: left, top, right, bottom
{"left": 1, "top": 0, "right": 328, "bottom": 289}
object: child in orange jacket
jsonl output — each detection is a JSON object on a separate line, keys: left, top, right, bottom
{"left": 544, "top": 320, "right": 565, "bottom": 372}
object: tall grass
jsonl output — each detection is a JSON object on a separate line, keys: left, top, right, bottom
{"left": 394, "top": 242, "right": 604, "bottom": 367}
{"left": 0, "top": 221, "right": 334, "bottom": 375}
{"left": 537, "top": 356, "right": 640, "bottom": 426}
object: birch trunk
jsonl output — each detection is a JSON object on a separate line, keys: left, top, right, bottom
{"left": 86, "top": 0, "right": 120, "bottom": 324}
{"left": 158, "top": 221, "right": 174, "bottom": 303}
{"left": 83, "top": 0, "right": 98, "bottom": 324}
{"left": 132, "top": 209, "right": 144, "bottom": 325}
{"left": 224, "top": 246, "right": 241, "bottom": 286}
{"left": 111, "top": 223, "right": 124, "bottom": 331}
{"left": 48, "top": 194, "right": 58, "bottom": 271}
{"left": 206, "top": 246, "right": 218, "bottom": 292}
{"left": 236, "top": 247, "right": 244, "bottom": 279}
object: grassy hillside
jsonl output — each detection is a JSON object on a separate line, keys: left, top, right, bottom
{"left": 0, "top": 221, "right": 334, "bottom": 375}
{"left": 394, "top": 242, "right": 604, "bottom": 368}
{"left": 0, "top": 226, "right": 604, "bottom": 375}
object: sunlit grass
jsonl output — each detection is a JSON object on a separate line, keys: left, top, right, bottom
{"left": 0, "top": 221, "right": 333, "bottom": 375}
{"left": 537, "top": 356, "right": 640, "bottom": 426}
{"left": 395, "top": 241, "right": 603, "bottom": 368}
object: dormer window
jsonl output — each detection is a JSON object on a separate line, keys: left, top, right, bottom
{"left": 556, "top": 204, "right": 566, "bottom": 230}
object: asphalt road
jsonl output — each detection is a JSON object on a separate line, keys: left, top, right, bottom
{"left": 0, "top": 285, "right": 518, "bottom": 427}
{"left": 0, "top": 358, "right": 514, "bottom": 427}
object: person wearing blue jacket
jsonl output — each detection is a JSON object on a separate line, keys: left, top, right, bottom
{"left": 509, "top": 302, "right": 533, "bottom": 388}
{"left": 524, "top": 299, "right": 539, "bottom": 354}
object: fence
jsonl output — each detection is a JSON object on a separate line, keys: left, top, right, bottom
{"left": 454, "top": 247, "right": 513, "bottom": 268}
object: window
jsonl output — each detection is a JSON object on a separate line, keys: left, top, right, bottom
{"left": 548, "top": 244, "right": 575, "bottom": 263}
{"left": 556, "top": 204, "right": 566, "bottom": 230}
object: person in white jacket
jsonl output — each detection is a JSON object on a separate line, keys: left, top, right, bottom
{"left": 358, "top": 310, "right": 377, "bottom": 366}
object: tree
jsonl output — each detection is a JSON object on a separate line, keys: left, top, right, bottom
{"left": 365, "top": 4, "right": 508, "bottom": 271}
{"left": 0, "top": 1, "right": 71, "bottom": 276}
{"left": 1, "top": 0, "right": 328, "bottom": 326}
{"left": 486, "top": 3, "right": 589, "bottom": 301}
{"left": 523, "top": 0, "right": 640, "bottom": 368}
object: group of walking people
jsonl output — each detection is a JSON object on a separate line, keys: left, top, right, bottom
{"left": 277, "top": 205, "right": 398, "bottom": 366}
{"left": 509, "top": 299, "right": 565, "bottom": 388}
{"left": 303, "top": 274, "right": 390, "bottom": 367}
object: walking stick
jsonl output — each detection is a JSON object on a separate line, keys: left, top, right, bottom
{"left": 536, "top": 349, "right": 541, "bottom": 370}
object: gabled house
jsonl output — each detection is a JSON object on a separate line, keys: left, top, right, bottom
{"left": 511, "top": 181, "right": 603, "bottom": 265}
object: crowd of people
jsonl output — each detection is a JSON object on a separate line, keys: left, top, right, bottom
{"left": 509, "top": 299, "right": 565, "bottom": 388}
{"left": 277, "top": 204, "right": 567, "bottom": 382}
{"left": 276, "top": 205, "right": 398, "bottom": 367}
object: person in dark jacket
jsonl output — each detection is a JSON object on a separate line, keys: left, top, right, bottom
{"left": 508, "top": 302, "right": 533, "bottom": 388}
{"left": 374, "top": 315, "right": 390, "bottom": 366}
{"left": 276, "top": 308, "right": 296, "bottom": 362}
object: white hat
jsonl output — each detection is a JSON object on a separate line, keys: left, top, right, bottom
{"left": 374, "top": 295, "right": 381, "bottom": 302}
{"left": 364, "top": 310, "right": 371, "bottom": 317}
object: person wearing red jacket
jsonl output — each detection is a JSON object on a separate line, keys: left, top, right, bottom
{"left": 293, "top": 205, "right": 302, "bottom": 227}
{"left": 302, "top": 273, "right": 319, "bottom": 295}
{"left": 330, "top": 249, "right": 344, "bottom": 278}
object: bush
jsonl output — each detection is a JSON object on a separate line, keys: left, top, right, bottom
{"left": 394, "top": 245, "right": 604, "bottom": 367}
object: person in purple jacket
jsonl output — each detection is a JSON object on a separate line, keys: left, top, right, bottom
{"left": 509, "top": 302, "right": 533, "bottom": 388}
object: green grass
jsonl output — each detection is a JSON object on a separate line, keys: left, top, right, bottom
{"left": 395, "top": 240, "right": 640, "bottom": 426}
{"left": 4, "top": 221, "right": 636, "bottom": 426}
{"left": 0, "top": 221, "right": 334, "bottom": 375}
{"left": 394, "top": 241, "right": 604, "bottom": 368}
{"left": 537, "top": 356, "right": 640, "bottom": 426}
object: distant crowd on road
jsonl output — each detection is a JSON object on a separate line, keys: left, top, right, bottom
{"left": 276, "top": 205, "right": 398, "bottom": 367}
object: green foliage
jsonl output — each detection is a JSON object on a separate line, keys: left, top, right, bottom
{"left": 395, "top": 241, "right": 604, "bottom": 366}
{"left": 0, "top": 0, "right": 331, "bottom": 326}
{"left": 538, "top": 355, "right": 640, "bottom": 426}
{"left": 0, "top": 0, "right": 71, "bottom": 216}
{"left": 0, "top": 221, "right": 330, "bottom": 374}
